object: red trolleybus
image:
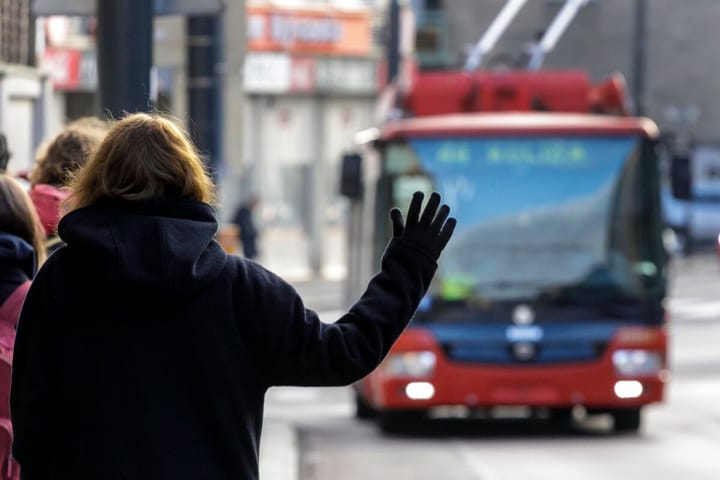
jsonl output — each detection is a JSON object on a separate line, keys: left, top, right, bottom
{"left": 342, "top": 71, "right": 669, "bottom": 433}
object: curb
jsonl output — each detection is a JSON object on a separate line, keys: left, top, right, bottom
{"left": 260, "top": 418, "right": 299, "bottom": 480}
{"left": 258, "top": 304, "right": 344, "bottom": 480}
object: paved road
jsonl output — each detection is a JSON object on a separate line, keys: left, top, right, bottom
{"left": 262, "top": 253, "right": 720, "bottom": 480}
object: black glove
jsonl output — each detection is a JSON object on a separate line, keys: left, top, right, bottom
{"left": 390, "top": 191, "right": 456, "bottom": 261}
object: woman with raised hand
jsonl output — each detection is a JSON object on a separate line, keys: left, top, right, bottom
{"left": 10, "top": 113, "right": 455, "bottom": 480}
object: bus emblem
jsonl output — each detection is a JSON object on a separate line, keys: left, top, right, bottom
{"left": 513, "top": 304, "right": 535, "bottom": 325}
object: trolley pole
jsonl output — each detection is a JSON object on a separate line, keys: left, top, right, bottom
{"left": 632, "top": 0, "right": 648, "bottom": 116}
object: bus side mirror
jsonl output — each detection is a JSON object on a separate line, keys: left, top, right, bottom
{"left": 670, "top": 155, "right": 692, "bottom": 200}
{"left": 340, "top": 152, "right": 363, "bottom": 199}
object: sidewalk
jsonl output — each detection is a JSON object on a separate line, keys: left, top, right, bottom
{"left": 257, "top": 225, "right": 346, "bottom": 283}
{"left": 257, "top": 224, "right": 347, "bottom": 311}
{"left": 256, "top": 225, "right": 346, "bottom": 480}
{"left": 260, "top": 419, "right": 299, "bottom": 480}
{"left": 258, "top": 293, "right": 345, "bottom": 480}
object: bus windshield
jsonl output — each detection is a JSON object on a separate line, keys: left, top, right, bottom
{"left": 387, "top": 136, "right": 665, "bottom": 306}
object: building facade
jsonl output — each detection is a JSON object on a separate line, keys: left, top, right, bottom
{"left": 0, "top": 0, "right": 53, "bottom": 175}
{"left": 37, "top": 15, "right": 188, "bottom": 130}
{"left": 243, "top": 1, "right": 381, "bottom": 275}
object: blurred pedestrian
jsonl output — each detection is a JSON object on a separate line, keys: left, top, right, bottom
{"left": 0, "top": 174, "right": 46, "bottom": 355}
{"left": 29, "top": 118, "right": 108, "bottom": 254}
{"left": 232, "top": 194, "right": 259, "bottom": 259}
{"left": 0, "top": 134, "right": 10, "bottom": 173}
{"left": 0, "top": 173, "right": 40, "bottom": 480}
{"left": 10, "top": 112, "right": 456, "bottom": 479}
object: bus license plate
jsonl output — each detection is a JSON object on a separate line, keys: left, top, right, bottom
{"left": 506, "top": 325, "right": 543, "bottom": 342}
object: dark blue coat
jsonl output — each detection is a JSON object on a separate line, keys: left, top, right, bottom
{"left": 0, "top": 232, "right": 35, "bottom": 305}
{"left": 10, "top": 197, "right": 436, "bottom": 479}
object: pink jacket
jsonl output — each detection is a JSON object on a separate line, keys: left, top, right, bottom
{"left": 29, "top": 184, "right": 70, "bottom": 236}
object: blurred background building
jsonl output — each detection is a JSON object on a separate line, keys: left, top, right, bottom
{"left": 0, "top": 0, "right": 50, "bottom": 175}
{"left": 242, "top": 0, "right": 380, "bottom": 274}
{"left": 439, "top": 0, "right": 717, "bottom": 145}
{"left": 1, "top": 0, "right": 719, "bottom": 273}
{"left": 37, "top": 14, "right": 188, "bottom": 137}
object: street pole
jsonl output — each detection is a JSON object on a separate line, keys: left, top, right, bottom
{"left": 308, "top": 98, "right": 326, "bottom": 277}
{"left": 632, "top": 0, "right": 647, "bottom": 116}
{"left": 387, "top": 0, "right": 400, "bottom": 84}
{"left": 187, "top": 16, "right": 221, "bottom": 174}
{"left": 96, "top": 0, "right": 153, "bottom": 118}
{"left": 219, "top": 0, "right": 247, "bottom": 219}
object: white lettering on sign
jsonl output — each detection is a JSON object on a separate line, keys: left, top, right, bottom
{"left": 243, "top": 53, "right": 290, "bottom": 94}
{"left": 440, "top": 176, "right": 477, "bottom": 208}
{"left": 315, "top": 58, "right": 376, "bottom": 93}
{"left": 247, "top": 14, "right": 266, "bottom": 42}
{"left": 270, "top": 14, "right": 342, "bottom": 45}
{"left": 79, "top": 50, "right": 97, "bottom": 89}
{"left": 42, "top": 50, "right": 73, "bottom": 86}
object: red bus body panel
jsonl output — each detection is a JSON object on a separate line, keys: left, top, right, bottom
{"left": 360, "top": 327, "right": 668, "bottom": 411}
{"left": 381, "top": 112, "right": 659, "bottom": 141}
{"left": 402, "top": 70, "right": 629, "bottom": 116}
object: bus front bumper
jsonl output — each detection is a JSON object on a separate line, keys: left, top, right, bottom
{"left": 367, "top": 364, "right": 667, "bottom": 411}
{"left": 362, "top": 327, "right": 669, "bottom": 411}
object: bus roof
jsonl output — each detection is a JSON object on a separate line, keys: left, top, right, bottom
{"left": 380, "top": 113, "right": 659, "bottom": 140}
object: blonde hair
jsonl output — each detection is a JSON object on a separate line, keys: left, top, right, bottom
{"left": 31, "top": 119, "right": 108, "bottom": 187}
{"left": 0, "top": 174, "right": 47, "bottom": 265}
{"left": 66, "top": 113, "right": 216, "bottom": 211}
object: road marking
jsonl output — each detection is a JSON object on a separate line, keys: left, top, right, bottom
{"left": 259, "top": 419, "right": 299, "bottom": 480}
{"left": 269, "top": 387, "right": 320, "bottom": 403}
{"left": 667, "top": 298, "right": 720, "bottom": 321}
{"left": 456, "top": 442, "right": 501, "bottom": 480}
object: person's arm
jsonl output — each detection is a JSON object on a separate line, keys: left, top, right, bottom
{"left": 250, "top": 192, "right": 455, "bottom": 388}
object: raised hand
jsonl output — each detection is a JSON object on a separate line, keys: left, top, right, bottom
{"left": 390, "top": 191, "right": 456, "bottom": 261}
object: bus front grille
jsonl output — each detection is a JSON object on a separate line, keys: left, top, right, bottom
{"left": 440, "top": 341, "right": 608, "bottom": 365}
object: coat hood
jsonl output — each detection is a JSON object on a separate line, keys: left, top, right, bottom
{"left": 0, "top": 232, "right": 36, "bottom": 278}
{"left": 57, "top": 197, "right": 227, "bottom": 302}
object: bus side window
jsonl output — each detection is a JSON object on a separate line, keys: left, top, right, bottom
{"left": 392, "top": 175, "right": 435, "bottom": 211}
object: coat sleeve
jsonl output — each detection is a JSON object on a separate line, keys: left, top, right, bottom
{"left": 246, "top": 238, "right": 437, "bottom": 388}
{"left": 10, "top": 260, "right": 59, "bottom": 468}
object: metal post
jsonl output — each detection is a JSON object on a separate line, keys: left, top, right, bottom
{"left": 96, "top": 0, "right": 153, "bottom": 117}
{"left": 187, "top": 15, "right": 221, "bottom": 173}
{"left": 33, "top": 72, "right": 52, "bottom": 152}
{"left": 528, "top": 0, "right": 589, "bottom": 70}
{"left": 220, "top": 0, "right": 246, "bottom": 179}
{"left": 632, "top": 0, "right": 648, "bottom": 116}
{"left": 387, "top": 0, "right": 401, "bottom": 84}
{"left": 308, "top": 98, "right": 325, "bottom": 277}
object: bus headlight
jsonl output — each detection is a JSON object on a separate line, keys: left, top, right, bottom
{"left": 383, "top": 351, "right": 437, "bottom": 378}
{"left": 612, "top": 350, "right": 663, "bottom": 376}
{"left": 405, "top": 382, "right": 435, "bottom": 400}
{"left": 614, "top": 380, "right": 643, "bottom": 399}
